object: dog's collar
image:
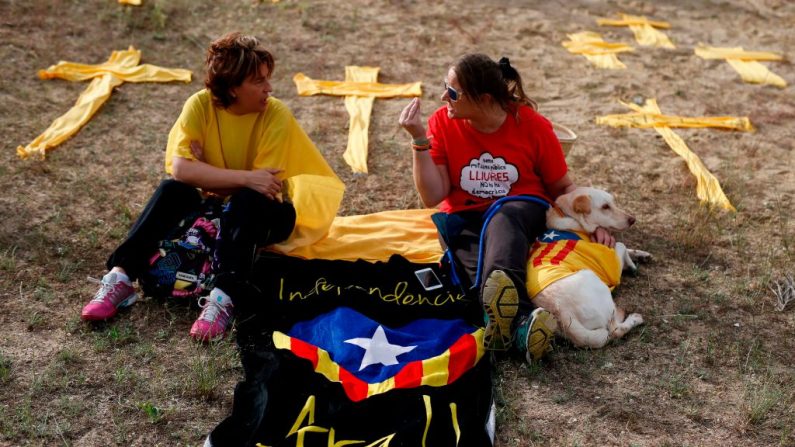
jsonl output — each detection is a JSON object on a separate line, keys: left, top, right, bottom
{"left": 551, "top": 204, "right": 566, "bottom": 217}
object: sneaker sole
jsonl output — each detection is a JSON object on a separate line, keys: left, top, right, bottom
{"left": 526, "top": 308, "right": 556, "bottom": 362}
{"left": 80, "top": 293, "right": 138, "bottom": 321}
{"left": 482, "top": 270, "right": 518, "bottom": 351}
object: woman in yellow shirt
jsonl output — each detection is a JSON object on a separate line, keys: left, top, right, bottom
{"left": 81, "top": 32, "right": 337, "bottom": 341}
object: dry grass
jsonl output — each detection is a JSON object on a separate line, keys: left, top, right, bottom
{"left": 1, "top": 0, "right": 794, "bottom": 445}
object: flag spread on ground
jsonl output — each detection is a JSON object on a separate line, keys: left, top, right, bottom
{"left": 208, "top": 253, "right": 494, "bottom": 447}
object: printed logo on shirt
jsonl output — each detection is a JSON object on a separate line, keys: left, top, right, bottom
{"left": 459, "top": 152, "right": 519, "bottom": 199}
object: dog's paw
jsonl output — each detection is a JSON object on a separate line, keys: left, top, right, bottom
{"left": 627, "top": 249, "right": 652, "bottom": 263}
{"left": 626, "top": 313, "right": 644, "bottom": 326}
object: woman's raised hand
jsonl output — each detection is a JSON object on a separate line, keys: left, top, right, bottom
{"left": 399, "top": 98, "right": 427, "bottom": 140}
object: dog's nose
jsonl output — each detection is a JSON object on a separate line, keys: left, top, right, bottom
{"left": 628, "top": 216, "right": 636, "bottom": 226}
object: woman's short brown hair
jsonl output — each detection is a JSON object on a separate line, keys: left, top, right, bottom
{"left": 204, "top": 32, "right": 274, "bottom": 108}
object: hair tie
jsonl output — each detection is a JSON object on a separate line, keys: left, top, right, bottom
{"left": 498, "top": 56, "right": 513, "bottom": 78}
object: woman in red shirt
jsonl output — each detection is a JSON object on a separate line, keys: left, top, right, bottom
{"left": 399, "top": 54, "right": 612, "bottom": 362}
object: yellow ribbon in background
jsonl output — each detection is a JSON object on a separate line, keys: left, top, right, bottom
{"left": 18, "top": 47, "right": 191, "bottom": 160}
{"left": 118, "top": 0, "right": 141, "bottom": 5}
{"left": 695, "top": 45, "right": 787, "bottom": 88}
{"left": 596, "top": 99, "right": 755, "bottom": 212}
{"left": 294, "top": 69, "right": 421, "bottom": 174}
{"left": 597, "top": 13, "right": 675, "bottom": 48}
{"left": 562, "top": 31, "right": 634, "bottom": 69}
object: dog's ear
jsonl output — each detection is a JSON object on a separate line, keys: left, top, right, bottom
{"left": 572, "top": 194, "right": 591, "bottom": 215}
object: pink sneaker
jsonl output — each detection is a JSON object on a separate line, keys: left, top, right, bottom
{"left": 189, "top": 294, "right": 234, "bottom": 342}
{"left": 81, "top": 272, "right": 138, "bottom": 321}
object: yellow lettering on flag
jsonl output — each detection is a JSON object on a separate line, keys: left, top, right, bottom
{"left": 597, "top": 13, "right": 675, "bottom": 48}
{"left": 695, "top": 45, "right": 787, "bottom": 88}
{"left": 561, "top": 31, "right": 634, "bottom": 69}
{"left": 596, "top": 99, "right": 754, "bottom": 211}
{"left": 294, "top": 68, "right": 422, "bottom": 173}
{"left": 18, "top": 47, "right": 191, "bottom": 159}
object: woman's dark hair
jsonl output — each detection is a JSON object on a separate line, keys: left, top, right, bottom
{"left": 204, "top": 32, "right": 274, "bottom": 108}
{"left": 453, "top": 54, "right": 537, "bottom": 112}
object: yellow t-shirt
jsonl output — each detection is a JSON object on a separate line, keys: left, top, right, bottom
{"left": 164, "top": 89, "right": 345, "bottom": 251}
{"left": 526, "top": 230, "right": 622, "bottom": 298}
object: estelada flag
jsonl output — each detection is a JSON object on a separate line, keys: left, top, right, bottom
{"left": 208, "top": 253, "right": 495, "bottom": 447}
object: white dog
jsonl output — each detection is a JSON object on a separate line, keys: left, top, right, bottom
{"left": 527, "top": 187, "right": 651, "bottom": 349}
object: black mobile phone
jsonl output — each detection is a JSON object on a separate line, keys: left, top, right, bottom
{"left": 414, "top": 268, "right": 443, "bottom": 291}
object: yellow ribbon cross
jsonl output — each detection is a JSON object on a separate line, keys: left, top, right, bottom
{"left": 562, "top": 31, "right": 634, "bottom": 69}
{"left": 596, "top": 99, "right": 755, "bottom": 212}
{"left": 294, "top": 67, "right": 421, "bottom": 174}
{"left": 18, "top": 47, "right": 191, "bottom": 159}
{"left": 695, "top": 45, "right": 787, "bottom": 88}
{"left": 597, "top": 13, "right": 675, "bottom": 48}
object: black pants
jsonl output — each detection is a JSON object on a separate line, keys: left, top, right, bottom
{"left": 107, "top": 179, "right": 296, "bottom": 301}
{"left": 443, "top": 200, "right": 547, "bottom": 319}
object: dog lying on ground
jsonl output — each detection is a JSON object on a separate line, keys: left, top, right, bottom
{"left": 527, "top": 187, "right": 651, "bottom": 348}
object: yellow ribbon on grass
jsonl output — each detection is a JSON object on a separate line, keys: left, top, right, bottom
{"left": 18, "top": 47, "right": 191, "bottom": 159}
{"left": 562, "top": 31, "right": 634, "bottom": 69}
{"left": 294, "top": 69, "right": 421, "bottom": 174}
{"left": 597, "top": 13, "right": 675, "bottom": 48}
{"left": 597, "top": 99, "right": 754, "bottom": 211}
{"left": 695, "top": 45, "right": 787, "bottom": 88}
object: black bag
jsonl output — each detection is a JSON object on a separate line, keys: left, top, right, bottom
{"left": 140, "top": 200, "right": 222, "bottom": 299}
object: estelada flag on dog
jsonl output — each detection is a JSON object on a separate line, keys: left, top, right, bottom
{"left": 208, "top": 253, "right": 495, "bottom": 447}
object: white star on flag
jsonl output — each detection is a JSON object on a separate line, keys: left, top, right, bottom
{"left": 542, "top": 230, "right": 559, "bottom": 240}
{"left": 345, "top": 325, "right": 416, "bottom": 371}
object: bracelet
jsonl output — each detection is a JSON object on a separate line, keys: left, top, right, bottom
{"left": 412, "top": 137, "right": 430, "bottom": 146}
{"left": 411, "top": 142, "right": 431, "bottom": 152}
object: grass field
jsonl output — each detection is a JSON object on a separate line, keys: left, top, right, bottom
{"left": 1, "top": 0, "right": 793, "bottom": 445}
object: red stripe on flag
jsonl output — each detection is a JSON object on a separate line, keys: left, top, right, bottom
{"left": 550, "top": 239, "right": 577, "bottom": 265}
{"left": 289, "top": 337, "right": 319, "bottom": 368}
{"left": 394, "top": 360, "right": 423, "bottom": 389}
{"left": 533, "top": 241, "right": 558, "bottom": 267}
{"left": 339, "top": 368, "right": 368, "bottom": 402}
{"left": 447, "top": 333, "right": 476, "bottom": 383}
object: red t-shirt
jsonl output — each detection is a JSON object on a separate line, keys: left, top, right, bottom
{"left": 427, "top": 104, "right": 568, "bottom": 213}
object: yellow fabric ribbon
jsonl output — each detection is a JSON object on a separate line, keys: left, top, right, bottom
{"left": 343, "top": 66, "right": 379, "bottom": 174}
{"left": 597, "top": 13, "right": 675, "bottom": 48}
{"left": 562, "top": 31, "right": 633, "bottom": 69}
{"left": 118, "top": 0, "right": 141, "bottom": 5}
{"left": 695, "top": 45, "right": 787, "bottom": 88}
{"left": 18, "top": 47, "right": 191, "bottom": 159}
{"left": 294, "top": 69, "right": 421, "bottom": 174}
{"left": 596, "top": 99, "right": 752, "bottom": 211}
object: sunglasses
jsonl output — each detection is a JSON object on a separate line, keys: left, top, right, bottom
{"left": 443, "top": 81, "right": 462, "bottom": 102}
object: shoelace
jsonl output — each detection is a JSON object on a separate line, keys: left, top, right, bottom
{"left": 88, "top": 276, "right": 116, "bottom": 303}
{"left": 197, "top": 297, "right": 230, "bottom": 323}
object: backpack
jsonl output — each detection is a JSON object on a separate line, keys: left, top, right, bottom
{"left": 140, "top": 201, "right": 222, "bottom": 300}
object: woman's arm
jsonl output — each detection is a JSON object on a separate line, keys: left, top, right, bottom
{"left": 172, "top": 152, "right": 283, "bottom": 201}
{"left": 545, "top": 172, "right": 576, "bottom": 200}
{"left": 400, "top": 98, "right": 450, "bottom": 207}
